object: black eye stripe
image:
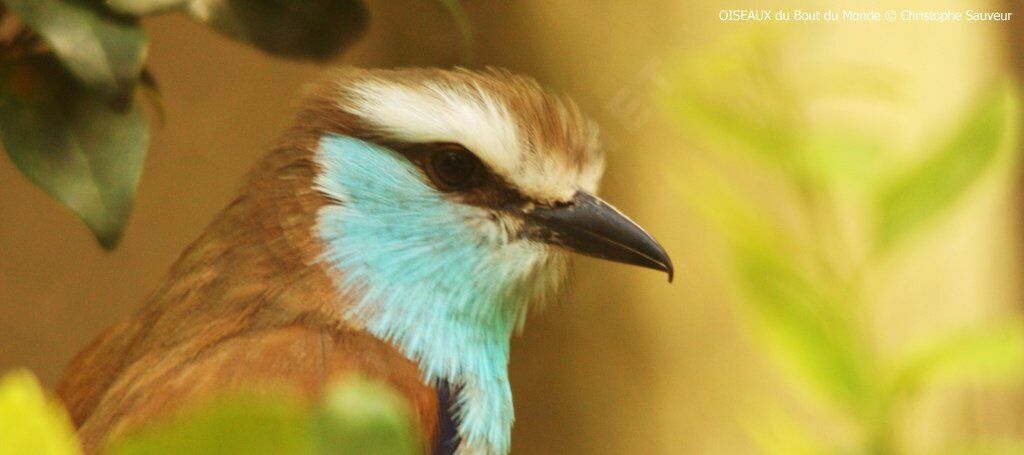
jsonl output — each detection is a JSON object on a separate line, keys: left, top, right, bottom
{"left": 384, "top": 140, "right": 533, "bottom": 207}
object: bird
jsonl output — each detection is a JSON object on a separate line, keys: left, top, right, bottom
{"left": 56, "top": 67, "right": 672, "bottom": 455}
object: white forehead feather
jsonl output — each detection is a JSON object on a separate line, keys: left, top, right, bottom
{"left": 339, "top": 75, "right": 602, "bottom": 201}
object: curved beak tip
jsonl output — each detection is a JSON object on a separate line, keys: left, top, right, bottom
{"left": 524, "top": 191, "right": 676, "bottom": 284}
{"left": 650, "top": 247, "right": 674, "bottom": 283}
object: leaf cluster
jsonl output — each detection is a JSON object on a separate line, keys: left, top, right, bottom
{"left": 663, "top": 34, "right": 1022, "bottom": 454}
{"left": 0, "top": 0, "right": 368, "bottom": 248}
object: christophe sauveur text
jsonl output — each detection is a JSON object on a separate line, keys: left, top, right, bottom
{"left": 719, "top": 9, "right": 1013, "bottom": 22}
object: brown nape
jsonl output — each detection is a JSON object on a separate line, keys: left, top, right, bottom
{"left": 55, "top": 76, "right": 441, "bottom": 453}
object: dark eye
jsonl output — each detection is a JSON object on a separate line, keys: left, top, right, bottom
{"left": 427, "top": 145, "right": 482, "bottom": 190}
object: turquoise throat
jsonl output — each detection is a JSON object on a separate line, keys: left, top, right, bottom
{"left": 313, "top": 135, "right": 564, "bottom": 454}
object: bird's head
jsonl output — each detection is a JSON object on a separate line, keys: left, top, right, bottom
{"left": 252, "top": 67, "right": 673, "bottom": 452}
{"left": 283, "top": 68, "right": 669, "bottom": 373}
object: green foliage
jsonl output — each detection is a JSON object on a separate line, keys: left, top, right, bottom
{"left": 0, "top": 55, "right": 148, "bottom": 248}
{"left": 0, "top": 0, "right": 369, "bottom": 248}
{"left": 743, "top": 403, "right": 830, "bottom": 455}
{"left": 107, "top": 392, "right": 320, "bottom": 454}
{"left": 890, "top": 319, "right": 1024, "bottom": 398}
{"left": 179, "top": 0, "right": 368, "bottom": 60}
{"left": 0, "top": 370, "right": 82, "bottom": 455}
{"left": 735, "top": 247, "right": 873, "bottom": 416}
{"left": 873, "top": 84, "right": 1018, "bottom": 252}
{"left": 4, "top": 0, "right": 147, "bottom": 99}
{"left": 665, "top": 34, "right": 1023, "bottom": 454}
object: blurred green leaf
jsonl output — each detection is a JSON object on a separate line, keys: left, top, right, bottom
{"left": 4, "top": 0, "right": 148, "bottom": 99}
{"left": 671, "top": 161, "right": 872, "bottom": 409}
{"left": 668, "top": 160, "right": 797, "bottom": 255}
{"left": 734, "top": 247, "right": 873, "bottom": 415}
{"left": 890, "top": 319, "right": 1024, "bottom": 397}
{"left": 436, "top": 0, "right": 474, "bottom": 64}
{"left": 800, "top": 127, "right": 885, "bottom": 187}
{"left": 663, "top": 50, "right": 798, "bottom": 171}
{"left": 671, "top": 162, "right": 875, "bottom": 412}
{"left": 315, "top": 378, "right": 418, "bottom": 455}
{"left": 105, "top": 0, "right": 188, "bottom": 15}
{"left": 872, "top": 82, "right": 1019, "bottom": 253}
{"left": 0, "top": 369, "right": 82, "bottom": 455}
{"left": 744, "top": 402, "right": 832, "bottom": 455}
{"left": 802, "top": 63, "right": 906, "bottom": 104}
{"left": 185, "top": 0, "right": 369, "bottom": 60}
{"left": 108, "top": 378, "right": 417, "bottom": 455}
{"left": 0, "top": 55, "right": 149, "bottom": 249}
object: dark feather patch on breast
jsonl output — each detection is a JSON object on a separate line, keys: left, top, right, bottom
{"left": 434, "top": 381, "right": 460, "bottom": 455}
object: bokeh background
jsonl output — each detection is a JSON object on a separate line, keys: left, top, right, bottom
{"left": 2, "top": 0, "right": 1024, "bottom": 453}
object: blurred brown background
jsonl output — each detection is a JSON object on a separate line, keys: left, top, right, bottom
{"left": 2, "top": 1, "right": 1022, "bottom": 453}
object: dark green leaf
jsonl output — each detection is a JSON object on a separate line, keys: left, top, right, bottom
{"left": 138, "top": 68, "right": 165, "bottom": 125}
{"left": 0, "top": 369, "right": 82, "bottom": 455}
{"left": 3, "top": 0, "right": 148, "bottom": 99}
{"left": 186, "top": 0, "right": 369, "bottom": 60}
{"left": 106, "top": 0, "right": 188, "bottom": 15}
{"left": 0, "top": 55, "right": 149, "bottom": 249}
{"left": 872, "top": 83, "right": 1018, "bottom": 252}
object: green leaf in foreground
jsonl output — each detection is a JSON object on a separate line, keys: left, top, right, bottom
{"left": 872, "top": 82, "right": 1019, "bottom": 253}
{"left": 108, "top": 378, "right": 417, "bottom": 455}
{"left": 0, "top": 55, "right": 149, "bottom": 249}
{"left": 0, "top": 369, "right": 82, "bottom": 455}
{"left": 4, "top": 0, "right": 148, "bottom": 99}
{"left": 107, "top": 391, "right": 317, "bottom": 455}
{"left": 186, "top": 0, "right": 369, "bottom": 60}
{"left": 315, "top": 378, "right": 418, "bottom": 455}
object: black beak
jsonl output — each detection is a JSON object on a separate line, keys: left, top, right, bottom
{"left": 524, "top": 191, "right": 674, "bottom": 282}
